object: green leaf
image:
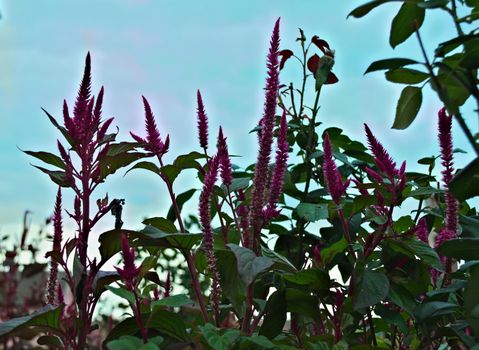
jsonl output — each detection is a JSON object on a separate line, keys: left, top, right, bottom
{"left": 405, "top": 239, "right": 443, "bottom": 270}
{"left": 283, "top": 268, "right": 330, "bottom": 290}
{"left": 167, "top": 189, "right": 196, "bottom": 223}
{"left": 296, "top": 203, "right": 328, "bottom": 222}
{"left": 449, "top": 157, "right": 479, "bottom": 201}
{"left": 98, "top": 229, "right": 137, "bottom": 264}
{"left": 259, "top": 290, "right": 287, "bottom": 339}
{"left": 261, "top": 246, "right": 297, "bottom": 273}
{"left": 142, "top": 217, "right": 178, "bottom": 233}
{"left": 348, "top": 0, "right": 398, "bottom": 18}
{"left": 285, "top": 288, "right": 320, "bottom": 320}
{"left": 199, "top": 324, "right": 240, "bottom": 350}
{"left": 222, "top": 177, "right": 250, "bottom": 193}
{"left": 226, "top": 244, "right": 274, "bottom": 286}
{"left": 417, "top": 0, "right": 449, "bottom": 8}
{"left": 389, "top": 0, "right": 425, "bottom": 48}
{"left": 320, "top": 237, "right": 348, "bottom": 266}
{"left": 100, "top": 152, "right": 146, "bottom": 180}
{"left": 240, "top": 335, "right": 275, "bottom": 349}
{"left": 437, "top": 238, "right": 479, "bottom": 260}
{"left": 138, "top": 226, "right": 202, "bottom": 250}
{"left": 392, "top": 86, "right": 422, "bottom": 129}
{"left": 464, "top": 266, "right": 479, "bottom": 335}
{"left": 33, "top": 165, "right": 72, "bottom": 187}
{"left": 151, "top": 294, "right": 191, "bottom": 308}
{"left": 0, "top": 305, "right": 64, "bottom": 340}
{"left": 103, "top": 317, "right": 138, "bottom": 346}
{"left": 147, "top": 309, "right": 189, "bottom": 340}
{"left": 107, "top": 286, "right": 136, "bottom": 305}
{"left": 107, "top": 336, "right": 144, "bottom": 350}
{"left": 365, "top": 58, "right": 419, "bottom": 74}
{"left": 93, "top": 271, "right": 121, "bottom": 297}
{"left": 107, "top": 142, "right": 139, "bottom": 156}
{"left": 41, "top": 108, "right": 75, "bottom": 147}
{"left": 37, "top": 335, "right": 64, "bottom": 348}
{"left": 125, "top": 161, "right": 161, "bottom": 176}
{"left": 385, "top": 68, "right": 429, "bottom": 84}
{"left": 22, "top": 150, "right": 66, "bottom": 170}
{"left": 216, "top": 249, "right": 246, "bottom": 316}
{"left": 414, "top": 301, "right": 458, "bottom": 321}
{"left": 353, "top": 270, "right": 390, "bottom": 310}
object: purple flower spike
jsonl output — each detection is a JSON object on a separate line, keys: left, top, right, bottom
{"left": 266, "top": 109, "right": 289, "bottom": 216}
{"left": 323, "top": 133, "right": 348, "bottom": 205}
{"left": 197, "top": 90, "right": 209, "bottom": 150}
{"left": 438, "top": 107, "right": 458, "bottom": 234}
{"left": 47, "top": 187, "right": 63, "bottom": 305}
{"left": 164, "top": 272, "right": 171, "bottom": 298}
{"left": 73, "top": 52, "right": 92, "bottom": 123}
{"left": 217, "top": 127, "right": 233, "bottom": 187}
{"left": 249, "top": 18, "right": 281, "bottom": 250}
{"left": 115, "top": 234, "right": 141, "bottom": 291}
{"left": 416, "top": 218, "right": 429, "bottom": 244}
{"left": 364, "top": 124, "right": 398, "bottom": 178}
{"left": 198, "top": 156, "right": 222, "bottom": 321}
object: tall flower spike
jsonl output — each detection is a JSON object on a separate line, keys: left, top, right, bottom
{"left": 217, "top": 127, "right": 233, "bottom": 187}
{"left": 249, "top": 18, "right": 281, "bottom": 251}
{"left": 197, "top": 90, "right": 209, "bottom": 150}
{"left": 115, "top": 234, "right": 141, "bottom": 291}
{"left": 198, "top": 156, "right": 222, "bottom": 323}
{"left": 164, "top": 271, "right": 171, "bottom": 298}
{"left": 416, "top": 218, "right": 429, "bottom": 244}
{"left": 323, "top": 133, "right": 349, "bottom": 205}
{"left": 364, "top": 124, "right": 398, "bottom": 178}
{"left": 47, "top": 187, "right": 63, "bottom": 305}
{"left": 265, "top": 109, "right": 289, "bottom": 218}
{"left": 130, "top": 97, "right": 168, "bottom": 157}
{"left": 73, "top": 52, "right": 92, "bottom": 123}
{"left": 438, "top": 107, "right": 458, "bottom": 234}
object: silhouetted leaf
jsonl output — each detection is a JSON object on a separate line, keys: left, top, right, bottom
{"left": 392, "top": 86, "right": 422, "bottom": 129}
{"left": 389, "top": 0, "right": 425, "bottom": 48}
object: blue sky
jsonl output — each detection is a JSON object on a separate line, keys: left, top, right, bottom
{"left": 0, "top": 1, "right": 475, "bottom": 243}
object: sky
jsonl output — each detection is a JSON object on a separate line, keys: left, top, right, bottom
{"left": 0, "top": 0, "right": 476, "bottom": 252}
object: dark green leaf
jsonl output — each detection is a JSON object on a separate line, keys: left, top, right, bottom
{"left": 365, "top": 58, "right": 419, "bottom": 74}
{"left": 417, "top": 0, "right": 449, "bottom": 8}
{"left": 285, "top": 288, "right": 320, "bottom": 320}
{"left": 199, "top": 324, "right": 240, "bottom": 350}
{"left": 437, "top": 238, "right": 479, "bottom": 260}
{"left": 259, "top": 290, "right": 287, "bottom": 339}
{"left": 216, "top": 249, "right": 246, "bottom": 316}
{"left": 392, "top": 86, "right": 422, "bottom": 129}
{"left": 93, "top": 271, "right": 121, "bottom": 297}
{"left": 22, "top": 150, "right": 66, "bottom": 170}
{"left": 151, "top": 294, "right": 191, "bottom": 308}
{"left": 0, "top": 305, "right": 63, "bottom": 339}
{"left": 22, "top": 263, "right": 47, "bottom": 278}
{"left": 147, "top": 309, "right": 190, "bottom": 340}
{"left": 142, "top": 217, "right": 178, "bottom": 233}
{"left": 353, "top": 270, "right": 390, "bottom": 310}
{"left": 167, "top": 189, "right": 196, "bottom": 223}
{"left": 125, "top": 161, "right": 161, "bottom": 176}
{"left": 227, "top": 244, "right": 274, "bottom": 286}
{"left": 296, "top": 203, "right": 328, "bottom": 222}
{"left": 385, "top": 68, "right": 429, "bottom": 84}
{"left": 321, "top": 237, "right": 348, "bottom": 266}
{"left": 464, "top": 266, "right": 479, "bottom": 335}
{"left": 389, "top": 0, "right": 425, "bottom": 48}
{"left": 348, "top": 0, "right": 398, "bottom": 18}
{"left": 138, "top": 226, "right": 202, "bottom": 250}
{"left": 33, "top": 165, "right": 71, "bottom": 187}
{"left": 41, "top": 108, "right": 75, "bottom": 147}
{"left": 100, "top": 152, "right": 146, "bottom": 180}
{"left": 449, "top": 157, "right": 479, "bottom": 201}
{"left": 414, "top": 301, "right": 458, "bottom": 321}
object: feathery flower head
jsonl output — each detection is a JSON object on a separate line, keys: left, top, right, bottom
{"left": 197, "top": 90, "right": 209, "bottom": 150}
{"left": 73, "top": 52, "right": 92, "bottom": 123}
{"left": 47, "top": 187, "right": 63, "bottom": 305}
{"left": 364, "top": 124, "right": 398, "bottom": 178}
{"left": 249, "top": 18, "right": 281, "bottom": 249}
{"left": 217, "top": 127, "right": 233, "bottom": 187}
{"left": 323, "top": 132, "right": 349, "bottom": 205}
{"left": 266, "top": 109, "right": 289, "bottom": 217}
{"left": 435, "top": 228, "right": 455, "bottom": 249}
{"left": 115, "top": 234, "right": 141, "bottom": 291}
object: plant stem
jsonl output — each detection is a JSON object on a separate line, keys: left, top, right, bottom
{"left": 157, "top": 156, "right": 210, "bottom": 323}
{"left": 367, "top": 308, "right": 377, "bottom": 346}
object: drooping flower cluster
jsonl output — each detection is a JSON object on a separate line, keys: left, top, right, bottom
{"left": 198, "top": 156, "right": 222, "bottom": 323}
{"left": 130, "top": 97, "right": 170, "bottom": 158}
{"left": 115, "top": 234, "right": 141, "bottom": 291}
{"left": 47, "top": 188, "right": 63, "bottom": 305}
{"left": 322, "top": 132, "right": 349, "bottom": 205}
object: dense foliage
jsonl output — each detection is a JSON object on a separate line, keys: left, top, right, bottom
{"left": 1, "top": 1, "right": 479, "bottom": 349}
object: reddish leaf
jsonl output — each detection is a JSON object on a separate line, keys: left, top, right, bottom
{"left": 307, "top": 54, "right": 320, "bottom": 74}
{"left": 311, "top": 36, "right": 330, "bottom": 54}
{"left": 279, "top": 49, "right": 294, "bottom": 70}
{"left": 326, "top": 72, "right": 339, "bottom": 84}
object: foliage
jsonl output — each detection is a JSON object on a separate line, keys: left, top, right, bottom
{"left": 1, "top": 2, "right": 479, "bottom": 349}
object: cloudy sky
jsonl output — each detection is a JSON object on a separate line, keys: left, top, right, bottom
{"left": 0, "top": 1, "right": 474, "bottom": 247}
